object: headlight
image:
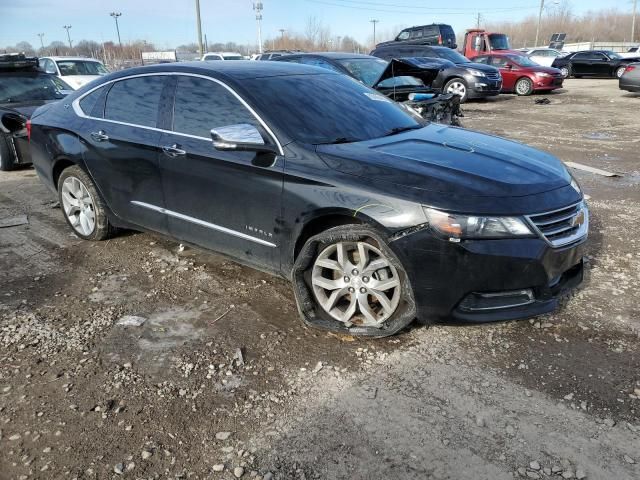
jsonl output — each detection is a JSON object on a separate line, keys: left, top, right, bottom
{"left": 536, "top": 72, "right": 552, "bottom": 77}
{"left": 467, "top": 68, "right": 486, "bottom": 77}
{"left": 424, "top": 207, "right": 534, "bottom": 240}
{"left": 570, "top": 176, "right": 581, "bottom": 194}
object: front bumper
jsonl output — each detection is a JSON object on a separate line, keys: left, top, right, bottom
{"left": 466, "top": 76, "right": 502, "bottom": 98}
{"left": 533, "top": 75, "right": 564, "bottom": 91}
{"left": 391, "top": 229, "right": 586, "bottom": 323}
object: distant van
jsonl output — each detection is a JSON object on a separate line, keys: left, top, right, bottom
{"left": 378, "top": 24, "right": 457, "bottom": 49}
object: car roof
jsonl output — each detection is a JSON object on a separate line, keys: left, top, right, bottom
{"left": 374, "top": 44, "right": 445, "bottom": 51}
{"left": 287, "top": 52, "right": 376, "bottom": 60}
{"left": 103, "top": 61, "right": 333, "bottom": 81}
{"left": 43, "top": 56, "right": 103, "bottom": 62}
{"left": 203, "top": 52, "right": 242, "bottom": 56}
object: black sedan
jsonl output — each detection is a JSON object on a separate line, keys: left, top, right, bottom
{"left": 0, "top": 53, "right": 71, "bottom": 170}
{"left": 619, "top": 63, "right": 640, "bottom": 92}
{"left": 29, "top": 61, "right": 588, "bottom": 337}
{"left": 370, "top": 44, "right": 502, "bottom": 102}
{"left": 551, "top": 50, "right": 640, "bottom": 78}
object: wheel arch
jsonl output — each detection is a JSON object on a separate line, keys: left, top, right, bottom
{"left": 52, "top": 157, "right": 80, "bottom": 190}
{"left": 293, "top": 211, "right": 366, "bottom": 262}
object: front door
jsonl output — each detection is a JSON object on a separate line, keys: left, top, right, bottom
{"left": 79, "top": 74, "right": 170, "bottom": 233}
{"left": 158, "top": 74, "right": 284, "bottom": 271}
{"left": 591, "top": 52, "right": 611, "bottom": 76}
{"left": 491, "top": 56, "right": 516, "bottom": 91}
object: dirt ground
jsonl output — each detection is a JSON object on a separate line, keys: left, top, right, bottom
{"left": 0, "top": 79, "right": 638, "bottom": 480}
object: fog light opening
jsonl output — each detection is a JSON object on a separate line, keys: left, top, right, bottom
{"left": 458, "top": 289, "right": 535, "bottom": 312}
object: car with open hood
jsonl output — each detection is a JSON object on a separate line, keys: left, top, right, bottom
{"left": 28, "top": 61, "right": 588, "bottom": 337}
{"left": 0, "top": 53, "right": 72, "bottom": 170}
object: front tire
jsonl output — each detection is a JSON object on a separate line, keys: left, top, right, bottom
{"left": 292, "top": 225, "right": 416, "bottom": 337}
{"left": 0, "top": 134, "right": 15, "bottom": 172}
{"left": 57, "top": 165, "right": 114, "bottom": 241}
{"left": 515, "top": 77, "right": 534, "bottom": 96}
{"left": 444, "top": 78, "right": 469, "bottom": 103}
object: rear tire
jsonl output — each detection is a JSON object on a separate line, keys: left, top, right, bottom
{"left": 444, "top": 78, "right": 469, "bottom": 103}
{"left": 515, "top": 77, "right": 534, "bottom": 96}
{"left": 0, "top": 134, "right": 15, "bottom": 172}
{"left": 560, "top": 65, "right": 571, "bottom": 78}
{"left": 615, "top": 66, "right": 627, "bottom": 78}
{"left": 57, "top": 165, "right": 114, "bottom": 241}
{"left": 292, "top": 225, "right": 416, "bottom": 337}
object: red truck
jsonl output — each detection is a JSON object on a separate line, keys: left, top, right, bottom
{"left": 461, "top": 29, "right": 519, "bottom": 59}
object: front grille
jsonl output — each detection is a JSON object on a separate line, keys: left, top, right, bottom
{"left": 527, "top": 202, "right": 588, "bottom": 247}
{"left": 485, "top": 72, "right": 501, "bottom": 81}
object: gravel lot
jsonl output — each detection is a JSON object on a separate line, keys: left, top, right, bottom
{"left": 0, "top": 79, "right": 638, "bottom": 480}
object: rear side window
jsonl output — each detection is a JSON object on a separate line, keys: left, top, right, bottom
{"left": 79, "top": 86, "right": 108, "bottom": 117}
{"left": 172, "top": 76, "right": 259, "bottom": 138}
{"left": 424, "top": 26, "right": 439, "bottom": 37}
{"left": 104, "top": 76, "right": 166, "bottom": 128}
{"left": 410, "top": 29, "right": 423, "bottom": 39}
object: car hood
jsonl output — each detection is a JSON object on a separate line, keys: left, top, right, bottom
{"left": 316, "top": 124, "right": 571, "bottom": 198}
{"left": 373, "top": 57, "right": 455, "bottom": 88}
{"left": 61, "top": 75, "right": 102, "bottom": 89}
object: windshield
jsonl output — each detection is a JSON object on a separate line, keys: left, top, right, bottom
{"left": 603, "top": 51, "right": 621, "bottom": 59}
{"left": 56, "top": 60, "right": 109, "bottom": 76}
{"left": 430, "top": 48, "right": 469, "bottom": 63}
{"left": 509, "top": 55, "right": 539, "bottom": 67}
{"left": 337, "top": 58, "right": 423, "bottom": 88}
{"left": 244, "top": 73, "right": 424, "bottom": 144}
{"left": 489, "top": 34, "right": 510, "bottom": 50}
{"left": 0, "top": 73, "right": 70, "bottom": 103}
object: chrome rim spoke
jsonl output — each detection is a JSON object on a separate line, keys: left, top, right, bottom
{"left": 61, "top": 176, "right": 96, "bottom": 236}
{"left": 312, "top": 275, "right": 343, "bottom": 291}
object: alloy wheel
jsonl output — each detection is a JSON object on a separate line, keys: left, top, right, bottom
{"left": 61, "top": 176, "right": 96, "bottom": 236}
{"left": 560, "top": 67, "right": 569, "bottom": 77}
{"left": 446, "top": 81, "right": 467, "bottom": 98}
{"left": 516, "top": 78, "right": 533, "bottom": 95}
{"left": 616, "top": 66, "right": 626, "bottom": 78}
{"left": 311, "top": 241, "right": 401, "bottom": 328}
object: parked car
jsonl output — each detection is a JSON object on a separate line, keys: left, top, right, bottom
{"left": 619, "top": 63, "right": 640, "bottom": 92}
{"left": 376, "top": 24, "right": 457, "bottom": 49}
{"left": 551, "top": 50, "right": 640, "bottom": 78}
{"left": 29, "top": 61, "right": 588, "bottom": 337}
{"left": 621, "top": 46, "right": 640, "bottom": 58}
{"left": 273, "top": 52, "right": 461, "bottom": 124}
{"left": 38, "top": 56, "right": 109, "bottom": 89}
{"left": 0, "top": 53, "right": 71, "bottom": 171}
{"left": 472, "top": 53, "right": 564, "bottom": 95}
{"left": 522, "top": 48, "right": 566, "bottom": 67}
{"left": 253, "top": 50, "right": 301, "bottom": 61}
{"left": 370, "top": 44, "right": 502, "bottom": 102}
{"left": 201, "top": 52, "right": 243, "bottom": 61}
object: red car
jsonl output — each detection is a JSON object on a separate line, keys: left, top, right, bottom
{"left": 471, "top": 53, "right": 564, "bottom": 96}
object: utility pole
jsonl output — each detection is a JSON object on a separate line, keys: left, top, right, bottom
{"left": 279, "top": 29, "right": 286, "bottom": 39}
{"left": 110, "top": 12, "right": 123, "bottom": 48}
{"left": 633, "top": 0, "right": 638, "bottom": 43}
{"left": 195, "top": 0, "right": 204, "bottom": 57}
{"left": 476, "top": 13, "right": 482, "bottom": 29}
{"left": 253, "top": 2, "right": 263, "bottom": 54}
{"left": 535, "top": 0, "right": 545, "bottom": 47}
{"left": 63, "top": 25, "right": 73, "bottom": 49}
{"left": 337, "top": 35, "right": 342, "bottom": 51}
{"left": 204, "top": 34, "right": 208, "bottom": 53}
{"left": 37, "top": 33, "right": 45, "bottom": 49}
{"left": 370, "top": 19, "right": 379, "bottom": 45}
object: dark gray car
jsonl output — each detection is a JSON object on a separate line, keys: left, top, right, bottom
{"left": 619, "top": 63, "right": 640, "bottom": 92}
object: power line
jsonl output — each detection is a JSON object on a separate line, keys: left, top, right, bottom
{"left": 307, "top": 0, "right": 539, "bottom": 13}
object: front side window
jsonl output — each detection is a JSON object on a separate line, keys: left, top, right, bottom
{"left": 56, "top": 60, "right": 108, "bottom": 76}
{"left": 397, "top": 30, "right": 410, "bottom": 41}
{"left": 410, "top": 29, "right": 423, "bottom": 39}
{"left": 491, "top": 57, "right": 510, "bottom": 68}
{"left": 337, "top": 58, "right": 388, "bottom": 86}
{"left": 104, "top": 76, "right": 166, "bottom": 127}
{"left": 172, "top": 76, "right": 259, "bottom": 138}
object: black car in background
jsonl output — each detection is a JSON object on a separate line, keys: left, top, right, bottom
{"left": 552, "top": 50, "right": 640, "bottom": 78}
{"left": 29, "top": 61, "right": 587, "bottom": 337}
{"left": 619, "top": 63, "right": 640, "bottom": 92}
{"left": 377, "top": 24, "right": 457, "bottom": 49}
{"left": 0, "top": 53, "right": 71, "bottom": 170}
{"left": 370, "top": 44, "right": 502, "bottom": 102}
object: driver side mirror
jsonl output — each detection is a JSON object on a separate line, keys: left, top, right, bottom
{"left": 211, "top": 124, "right": 278, "bottom": 154}
{"left": 504, "top": 64, "right": 513, "bottom": 70}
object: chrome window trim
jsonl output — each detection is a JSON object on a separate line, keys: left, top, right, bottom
{"left": 131, "top": 201, "right": 277, "bottom": 248}
{"left": 71, "top": 71, "right": 284, "bottom": 155}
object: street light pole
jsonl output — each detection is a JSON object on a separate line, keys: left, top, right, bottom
{"left": 253, "top": 2, "right": 263, "bottom": 54}
{"left": 37, "top": 33, "right": 45, "bottom": 49}
{"left": 195, "top": 0, "right": 204, "bottom": 57}
{"left": 535, "top": 0, "right": 545, "bottom": 47}
{"left": 63, "top": 25, "right": 73, "bottom": 49}
{"left": 370, "top": 19, "right": 379, "bottom": 45}
{"left": 633, "top": 0, "right": 638, "bottom": 43}
{"left": 110, "top": 12, "right": 123, "bottom": 48}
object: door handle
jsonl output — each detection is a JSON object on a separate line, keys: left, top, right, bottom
{"left": 162, "top": 144, "right": 186, "bottom": 157}
{"left": 90, "top": 130, "right": 109, "bottom": 142}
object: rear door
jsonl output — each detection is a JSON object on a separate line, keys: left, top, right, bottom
{"left": 570, "top": 52, "right": 591, "bottom": 75}
{"left": 158, "top": 74, "right": 284, "bottom": 271}
{"left": 78, "top": 74, "right": 170, "bottom": 233}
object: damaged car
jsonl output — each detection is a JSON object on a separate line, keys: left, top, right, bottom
{"left": 29, "top": 61, "right": 588, "bottom": 337}
{"left": 273, "top": 52, "right": 462, "bottom": 125}
{"left": 0, "top": 53, "right": 72, "bottom": 171}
